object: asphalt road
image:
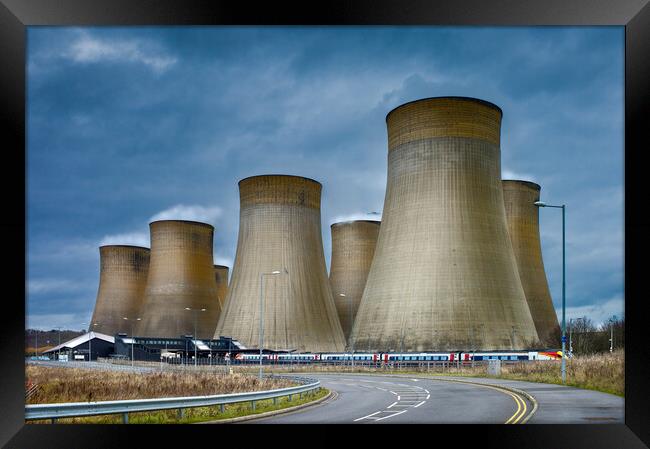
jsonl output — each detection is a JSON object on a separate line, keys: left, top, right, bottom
{"left": 28, "top": 362, "right": 624, "bottom": 424}
{"left": 249, "top": 373, "right": 624, "bottom": 424}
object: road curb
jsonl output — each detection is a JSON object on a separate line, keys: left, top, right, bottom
{"left": 197, "top": 389, "right": 333, "bottom": 424}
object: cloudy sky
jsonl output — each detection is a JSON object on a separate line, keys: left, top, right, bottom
{"left": 26, "top": 26, "right": 623, "bottom": 331}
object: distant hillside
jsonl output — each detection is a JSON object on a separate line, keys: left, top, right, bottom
{"left": 25, "top": 329, "right": 85, "bottom": 352}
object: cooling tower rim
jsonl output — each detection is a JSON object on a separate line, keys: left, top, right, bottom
{"left": 385, "top": 96, "right": 503, "bottom": 122}
{"left": 213, "top": 264, "right": 229, "bottom": 269}
{"left": 99, "top": 244, "right": 150, "bottom": 251}
{"left": 502, "top": 179, "right": 541, "bottom": 191}
{"left": 238, "top": 174, "right": 322, "bottom": 187}
{"left": 148, "top": 219, "right": 214, "bottom": 229}
{"left": 331, "top": 220, "right": 381, "bottom": 228}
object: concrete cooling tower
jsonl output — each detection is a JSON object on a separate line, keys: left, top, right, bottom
{"left": 329, "top": 220, "right": 380, "bottom": 343}
{"left": 351, "top": 97, "right": 539, "bottom": 352}
{"left": 90, "top": 245, "right": 150, "bottom": 336}
{"left": 135, "top": 220, "right": 221, "bottom": 339}
{"left": 213, "top": 264, "right": 229, "bottom": 312}
{"left": 503, "top": 180, "right": 560, "bottom": 346}
{"left": 214, "top": 175, "right": 346, "bottom": 352}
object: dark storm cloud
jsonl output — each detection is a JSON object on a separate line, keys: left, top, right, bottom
{"left": 27, "top": 26, "right": 623, "bottom": 330}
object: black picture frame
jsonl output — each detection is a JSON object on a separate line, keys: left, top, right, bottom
{"left": 2, "top": 0, "right": 648, "bottom": 447}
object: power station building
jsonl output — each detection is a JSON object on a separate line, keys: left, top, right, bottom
{"left": 503, "top": 180, "right": 560, "bottom": 346}
{"left": 90, "top": 245, "right": 150, "bottom": 336}
{"left": 329, "top": 220, "right": 380, "bottom": 343}
{"left": 214, "top": 175, "right": 346, "bottom": 353}
{"left": 136, "top": 220, "right": 221, "bottom": 339}
{"left": 351, "top": 97, "right": 540, "bottom": 352}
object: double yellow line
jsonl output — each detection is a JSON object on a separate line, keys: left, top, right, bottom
{"left": 428, "top": 378, "right": 534, "bottom": 424}
{"left": 502, "top": 388, "right": 527, "bottom": 424}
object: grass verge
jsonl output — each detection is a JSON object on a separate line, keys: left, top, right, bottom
{"left": 27, "top": 388, "right": 329, "bottom": 424}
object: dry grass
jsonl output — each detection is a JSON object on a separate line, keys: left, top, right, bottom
{"left": 26, "top": 365, "right": 295, "bottom": 405}
{"left": 497, "top": 349, "right": 624, "bottom": 396}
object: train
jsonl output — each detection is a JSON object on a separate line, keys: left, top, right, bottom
{"left": 233, "top": 350, "right": 563, "bottom": 364}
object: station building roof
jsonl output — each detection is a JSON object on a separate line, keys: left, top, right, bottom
{"left": 42, "top": 332, "right": 115, "bottom": 354}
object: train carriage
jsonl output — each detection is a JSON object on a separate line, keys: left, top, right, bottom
{"left": 233, "top": 350, "right": 562, "bottom": 364}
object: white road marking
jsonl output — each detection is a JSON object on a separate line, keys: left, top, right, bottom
{"left": 354, "top": 411, "right": 382, "bottom": 421}
{"left": 349, "top": 377, "right": 430, "bottom": 423}
{"left": 374, "top": 410, "right": 407, "bottom": 421}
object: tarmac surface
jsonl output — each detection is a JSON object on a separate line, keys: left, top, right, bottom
{"left": 248, "top": 373, "right": 624, "bottom": 424}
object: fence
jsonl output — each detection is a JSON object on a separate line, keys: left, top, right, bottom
{"left": 25, "top": 375, "right": 320, "bottom": 424}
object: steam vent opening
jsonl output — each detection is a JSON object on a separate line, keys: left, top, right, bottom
{"left": 351, "top": 97, "right": 539, "bottom": 352}
{"left": 214, "top": 174, "right": 346, "bottom": 352}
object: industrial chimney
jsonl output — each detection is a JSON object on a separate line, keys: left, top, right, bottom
{"left": 136, "top": 220, "right": 221, "bottom": 339}
{"left": 351, "top": 97, "right": 539, "bottom": 352}
{"left": 90, "top": 245, "right": 150, "bottom": 336}
{"left": 213, "top": 264, "right": 229, "bottom": 312}
{"left": 329, "top": 220, "right": 380, "bottom": 343}
{"left": 214, "top": 175, "right": 346, "bottom": 352}
{"left": 503, "top": 180, "right": 560, "bottom": 346}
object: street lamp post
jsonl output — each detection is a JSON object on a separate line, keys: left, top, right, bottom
{"left": 534, "top": 200, "right": 567, "bottom": 383}
{"left": 54, "top": 326, "right": 62, "bottom": 361}
{"left": 339, "top": 293, "right": 354, "bottom": 370}
{"left": 122, "top": 317, "right": 142, "bottom": 367}
{"left": 259, "top": 270, "right": 282, "bottom": 380}
{"left": 185, "top": 307, "right": 207, "bottom": 367}
{"left": 82, "top": 322, "right": 99, "bottom": 361}
{"left": 609, "top": 315, "right": 617, "bottom": 353}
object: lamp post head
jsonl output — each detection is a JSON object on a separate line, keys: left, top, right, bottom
{"left": 339, "top": 293, "right": 346, "bottom": 297}
{"left": 271, "top": 270, "right": 281, "bottom": 275}
{"left": 534, "top": 201, "right": 546, "bottom": 207}
{"left": 185, "top": 307, "right": 191, "bottom": 311}
{"left": 123, "top": 317, "right": 128, "bottom": 320}
{"left": 201, "top": 308, "right": 206, "bottom": 312}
